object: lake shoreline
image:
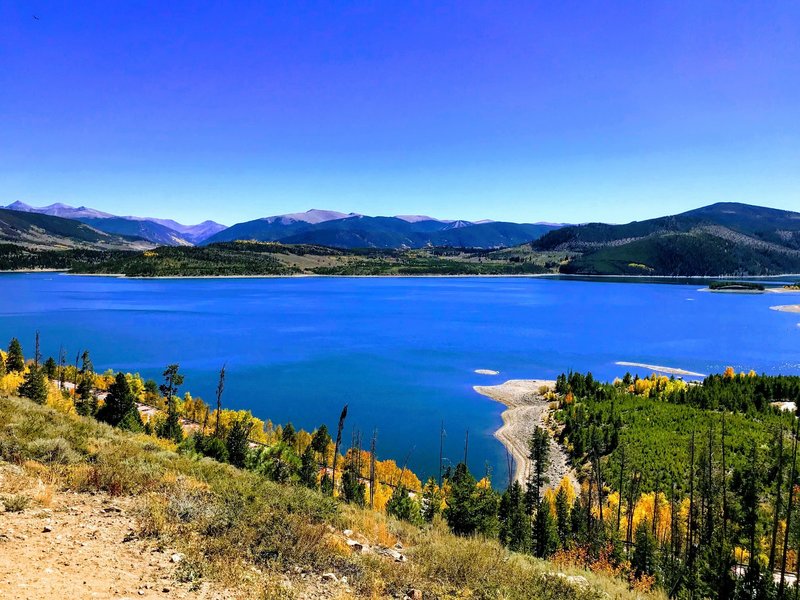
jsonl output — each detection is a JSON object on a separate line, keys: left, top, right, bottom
{"left": 474, "top": 379, "right": 579, "bottom": 494}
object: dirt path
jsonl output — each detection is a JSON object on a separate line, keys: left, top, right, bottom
{"left": 0, "top": 475, "right": 231, "bottom": 599}
{"left": 474, "top": 379, "right": 578, "bottom": 494}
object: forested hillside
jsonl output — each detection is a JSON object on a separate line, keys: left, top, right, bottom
{"left": 534, "top": 203, "right": 800, "bottom": 276}
{"left": 0, "top": 335, "right": 653, "bottom": 599}
{"left": 3, "top": 331, "right": 800, "bottom": 598}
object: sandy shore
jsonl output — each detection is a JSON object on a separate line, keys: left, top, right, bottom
{"left": 615, "top": 361, "right": 705, "bottom": 377}
{"left": 770, "top": 304, "right": 800, "bottom": 313}
{"left": 474, "top": 379, "right": 578, "bottom": 494}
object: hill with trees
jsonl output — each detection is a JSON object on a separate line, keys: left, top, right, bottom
{"left": 4, "top": 331, "right": 800, "bottom": 598}
{"left": 0, "top": 334, "right": 655, "bottom": 600}
{"left": 0, "top": 241, "right": 555, "bottom": 276}
{"left": 0, "top": 208, "right": 150, "bottom": 251}
{"left": 533, "top": 202, "right": 800, "bottom": 276}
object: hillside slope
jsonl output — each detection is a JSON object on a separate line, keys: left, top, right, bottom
{"left": 0, "top": 208, "right": 151, "bottom": 250}
{"left": 205, "top": 214, "right": 557, "bottom": 249}
{"left": 0, "top": 394, "right": 650, "bottom": 600}
{"left": 78, "top": 217, "right": 192, "bottom": 246}
{"left": 534, "top": 202, "right": 800, "bottom": 275}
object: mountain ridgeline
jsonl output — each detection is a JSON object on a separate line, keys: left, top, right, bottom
{"left": 202, "top": 210, "right": 560, "bottom": 249}
{"left": 533, "top": 202, "right": 800, "bottom": 276}
{"left": 4, "top": 201, "right": 800, "bottom": 276}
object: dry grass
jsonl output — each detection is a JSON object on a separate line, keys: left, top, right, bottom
{"left": 0, "top": 394, "right": 664, "bottom": 600}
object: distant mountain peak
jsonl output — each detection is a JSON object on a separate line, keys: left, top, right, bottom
{"left": 395, "top": 215, "right": 439, "bottom": 223}
{"left": 263, "top": 209, "right": 359, "bottom": 225}
{"left": 3, "top": 201, "right": 114, "bottom": 219}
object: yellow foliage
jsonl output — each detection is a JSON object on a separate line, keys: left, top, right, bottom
{"left": 0, "top": 371, "right": 24, "bottom": 396}
{"left": 46, "top": 384, "right": 75, "bottom": 414}
{"left": 723, "top": 366, "right": 736, "bottom": 380}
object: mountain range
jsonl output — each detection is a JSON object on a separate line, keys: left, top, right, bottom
{"left": 2, "top": 203, "right": 561, "bottom": 249}
{"left": 533, "top": 202, "right": 800, "bottom": 276}
{"left": 3, "top": 202, "right": 226, "bottom": 245}
{"left": 4, "top": 200, "right": 800, "bottom": 276}
{"left": 202, "top": 209, "right": 560, "bottom": 249}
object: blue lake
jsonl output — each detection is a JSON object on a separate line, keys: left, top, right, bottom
{"left": 2, "top": 273, "right": 799, "bottom": 482}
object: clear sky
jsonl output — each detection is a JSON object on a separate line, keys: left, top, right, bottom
{"left": 2, "top": 2, "right": 799, "bottom": 226}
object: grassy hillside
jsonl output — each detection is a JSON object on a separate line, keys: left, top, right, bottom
{"left": 0, "top": 241, "right": 556, "bottom": 276}
{"left": 0, "top": 393, "right": 650, "bottom": 599}
{"left": 534, "top": 202, "right": 800, "bottom": 276}
{"left": 78, "top": 217, "right": 193, "bottom": 246}
{"left": 0, "top": 208, "right": 149, "bottom": 251}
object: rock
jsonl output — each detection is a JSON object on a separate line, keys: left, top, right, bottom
{"left": 343, "top": 529, "right": 353, "bottom": 537}
{"left": 340, "top": 576, "right": 348, "bottom": 584}
{"left": 170, "top": 553, "right": 184, "bottom": 563}
{"left": 388, "top": 548, "right": 406, "bottom": 562}
{"left": 42, "top": 526, "right": 53, "bottom": 533}
{"left": 138, "top": 591, "right": 145, "bottom": 596}
{"left": 346, "top": 539, "right": 368, "bottom": 553}
{"left": 394, "top": 542, "right": 404, "bottom": 550}
{"left": 566, "top": 575, "right": 588, "bottom": 587}
{"left": 408, "top": 590, "right": 423, "bottom": 600}
{"left": 102, "top": 505, "right": 123, "bottom": 513}
{"left": 321, "top": 572, "right": 338, "bottom": 583}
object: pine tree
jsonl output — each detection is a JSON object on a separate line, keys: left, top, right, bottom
{"left": 43, "top": 356, "right": 57, "bottom": 380}
{"left": 525, "top": 427, "right": 551, "bottom": 514}
{"left": 555, "top": 485, "right": 571, "bottom": 548}
{"left": 534, "top": 498, "right": 559, "bottom": 558}
{"left": 75, "top": 350, "right": 97, "bottom": 416}
{"left": 5, "top": 338, "right": 24, "bottom": 373}
{"left": 330, "top": 405, "right": 348, "bottom": 496}
{"left": 282, "top": 422, "right": 296, "bottom": 446}
{"left": 631, "top": 519, "right": 657, "bottom": 579}
{"left": 19, "top": 365, "right": 48, "bottom": 404}
{"left": 341, "top": 445, "right": 366, "bottom": 506}
{"left": 445, "top": 463, "right": 480, "bottom": 535}
{"left": 499, "top": 481, "right": 530, "bottom": 552}
{"left": 386, "top": 485, "right": 421, "bottom": 524}
{"left": 299, "top": 444, "right": 318, "bottom": 488}
{"left": 226, "top": 416, "right": 253, "bottom": 467}
{"left": 421, "top": 477, "right": 443, "bottom": 522}
{"left": 98, "top": 372, "right": 141, "bottom": 430}
{"left": 158, "top": 364, "right": 184, "bottom": 443}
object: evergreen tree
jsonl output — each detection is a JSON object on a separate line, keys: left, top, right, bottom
{"left": 282, "top": 422, "right": 297, "bottom": 446}
{"left": 311, "top": 424, "right": 331, "bottom": 456}
{"left": 5, "top": 338, "right": 24, "bottom": 372}
{"left": 158, "top": 364, "right": 184, "bottom": 443}
{"left": 43, "top": 356, "right": 57, "bottom": 379}
{"left": 226, "top": 415, "right": 253, "bottom": 467}
{"left": 499, "top": 481, "right": 530, "bottom": 552}
{"left": 386, "top": 485, "right": 421, "bottom": 524}
{"left": 98, "top": 372, "right": 141, "bottom": 428}
{"left": 341, "top": 449, "right": 366, "bottom": 506}
{"left": 75, "top": 350, "right": 97, "bottom": 416}
{"left": 533, "top": 498, "right": 559, "bottom": 558}
{"left": 525, "top": 427, "right": 551, "bottom": 513}
{"left": 445, "top": 463, "right": 479, "bottom": 535}
{"left": 631, "top": 519, "right": 658, "bottom": 580}
{"left": 555, "top": 485, "right": 571, "bottom": 548}
{"left": 194, "top": 433, "right": 228, "bottom": 462}
{"left": 299, "top": 444, "right": 318, "bottom": 488}
{"left": 19, "top": 365, "right": 48, "bottom": 404}
{"left": 444, "top": 463, "right": 500, "bottom": 536}
{"left": 421, "top": 477, "right": 443, "bottom": 522}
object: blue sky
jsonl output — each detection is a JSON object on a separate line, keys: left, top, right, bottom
{"left": 2, "top": 2, "right": 799, "bottom": 225}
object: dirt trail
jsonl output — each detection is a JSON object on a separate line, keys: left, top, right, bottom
{"left": 0, "top": 475, "right": 230, "bottom": 600}
{"left": 474, "top": 379, "right": 578, "bottom": 494}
